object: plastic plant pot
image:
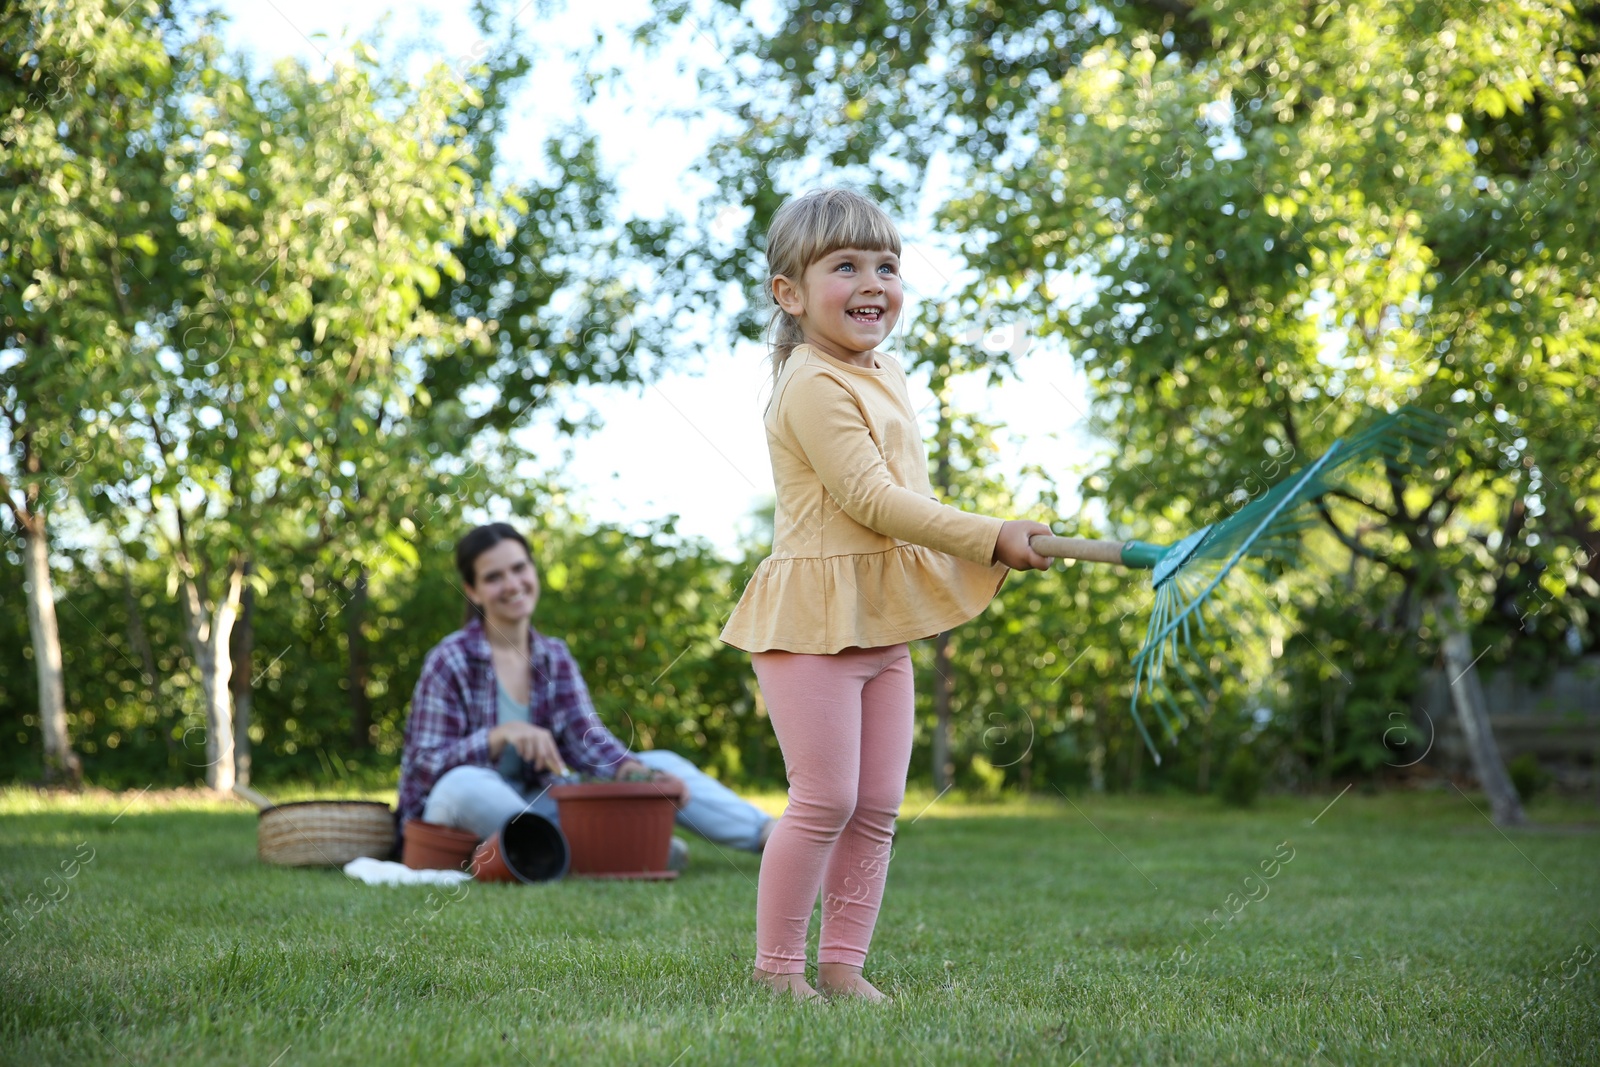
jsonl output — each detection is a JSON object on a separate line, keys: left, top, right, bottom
{"left": 471, "top": 811, "right": 570, "bottom": 884}
{"left": 550, "top": 777, "right": 687, "bottom": 880}
{"left": 402, "top": 819, "right": 479, "bottom": 871}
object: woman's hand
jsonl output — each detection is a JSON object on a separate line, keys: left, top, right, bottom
{"left": 994, "top": 520, "right": 1054, "bottom": 571}
{"left": 614, "top": 758, "right": 682, "bottom": 789}
{"left": 614, "top": 757, "right": 650, "bottom": 779}
{"left": 614, "top": 759, "right": 688, "bottom": 809}
{"left": 488, "top": 721, "right": 569, "bottom": 776}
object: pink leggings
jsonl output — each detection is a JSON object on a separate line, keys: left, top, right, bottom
{"left": 751, "top": 644, "right": 914, "bottom": 974}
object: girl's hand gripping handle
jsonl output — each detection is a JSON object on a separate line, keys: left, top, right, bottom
{"left": 995, "top": 521, "right": 1054, "bottom": 570}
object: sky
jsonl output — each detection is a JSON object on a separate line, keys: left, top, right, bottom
{"left": 214, "top": 0, "right": 1098, "bottom": 553}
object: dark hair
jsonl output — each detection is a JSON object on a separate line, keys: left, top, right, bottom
{"left": 455, "top": 523, "right": 533, "bottom": 624}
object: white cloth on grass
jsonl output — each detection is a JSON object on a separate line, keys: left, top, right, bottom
{"left": 342, "top": 856, "right": 473, "bottom": 887}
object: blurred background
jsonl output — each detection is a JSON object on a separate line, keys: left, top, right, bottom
{"left": 3, "top": 0, "right": 1596, "bottom": 813}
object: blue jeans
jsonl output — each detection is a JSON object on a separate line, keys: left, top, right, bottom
{"left": 420, "top": 750, "right": 773, "bottom": 851}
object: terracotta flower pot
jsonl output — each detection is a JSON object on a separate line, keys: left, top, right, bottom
{"left": 471, "top": 812, "right": 570, "bottom": 884}
{"left": 402, "top": 819, "right": 479, "bottom": 871}
{"left": 550, "top": 778, "right": 687, "bottom": 879}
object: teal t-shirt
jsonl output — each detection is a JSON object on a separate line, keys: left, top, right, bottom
{"left": 496, "top": 680, "right": 531, "bottom": 782}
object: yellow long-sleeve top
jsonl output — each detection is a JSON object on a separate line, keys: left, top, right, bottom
{"left": 721, "top": 344, "right": 1009, "bottom": 655}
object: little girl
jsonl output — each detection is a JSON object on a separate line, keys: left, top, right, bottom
{"left": 720, "top": 188, "right": 1053, "bottom": 1001}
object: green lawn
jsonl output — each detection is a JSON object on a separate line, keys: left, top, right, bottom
{"left": 2, "top": 784, "right": 1597, "bottom": 1066}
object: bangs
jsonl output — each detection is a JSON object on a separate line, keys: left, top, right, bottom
{"left": 768, "top": 189, "right": 902, "bottom": 276}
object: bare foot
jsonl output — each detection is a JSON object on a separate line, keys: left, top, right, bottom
{"left": 816, "top": 963, "right": 891, "bottom": 1003}
{"left": 752, "top": 967, "right": 820, "bottom": 1002}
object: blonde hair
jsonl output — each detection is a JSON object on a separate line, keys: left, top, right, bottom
{"left": 764, "top": 188, "right": 902, "bottom": 380}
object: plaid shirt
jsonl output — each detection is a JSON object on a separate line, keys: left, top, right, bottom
{"left": 397, "top": 618, "right": 632, "bottom": 826}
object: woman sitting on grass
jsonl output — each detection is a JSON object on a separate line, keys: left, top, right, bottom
{"left": 397, "top": 522, "right": 776, "bottom": 870}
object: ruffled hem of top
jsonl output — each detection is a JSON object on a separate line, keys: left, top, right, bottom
{"left": 720, "top": 542, "right": 1009, "bottom": 655}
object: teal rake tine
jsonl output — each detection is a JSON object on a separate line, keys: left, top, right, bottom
{"left": 1170, "top": 652, "right": 1213, "bottom": 709}
{"left": 1153, "top": 581, "right": 1185, "bottom": 661}
{"left": 1134, "top": 586, "right": 1171, "bottom": 670}
{"left": 1194, "top": 636, "right": 1234, "bottom": 694}
{"left": 1191, "top": 595, "right": 1213, "bottom": 645}
{"left": 1156, "top": 690, "right": 1187, "bottom": 741}
{"left": 1131, "top": 596, "right": 1162, "bottom": 679}
{"left": 1128, "top": 699, "right": 1162, "bottom": 762}
{"left": 1146, "top": 663, "right": 1186, "bottom": 733}
{"left": 1104, "top": 405, "right": 1455, "bottom": 763}
{"left": 1143, "top": 639, "right": 1176, "bottom": 734}
{"left": 1135, "top": 597, "right": 1181, "bottom": 741}
{"left": 1128, "top": 656, "right": 1164, "bottom": 759}
{"left": 1138, "top": 439, "right": 1345, "bottom": 659}
{"left": 1188, "top": 579, "right": 1216, "bottom": 644}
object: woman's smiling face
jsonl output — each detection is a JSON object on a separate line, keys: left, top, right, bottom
{"left": 466, "top": 538, "right": 540, "bottom": 624}
{"left": 775, "top": 246, "right": 903, "bottom": 363}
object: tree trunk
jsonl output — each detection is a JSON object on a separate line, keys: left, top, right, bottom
{"left": 931, "top": 629, "right": 954, "bottom": 790}
{"left": 1437, "top": 583, "right": 1525, "bottom": 827}
{"left": 230, "top": 561, "right": 255, "bottom": 786}
{"left": 346, "top": 566, "right": 371, "bottom": 750}
{"left": 177, "top": 561, "right": 245, "bottom": 792}
{"left": 119, "top": 549, "right": 174, "bottom": 760}
{"left": 18, "top": 509, "right": 81, "bottom": 785}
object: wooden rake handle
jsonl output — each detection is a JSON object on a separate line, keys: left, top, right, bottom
{"left": 1028, "top": 535, "right": 1128, "bottom": 565}
{"left": 1027, "top": 536, "right": 1167, "bottom": 569}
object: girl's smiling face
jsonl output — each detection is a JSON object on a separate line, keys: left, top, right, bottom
{"left": 772, "top": 247, "right": 903, "bottom": 365}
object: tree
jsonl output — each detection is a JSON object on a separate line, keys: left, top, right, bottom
{"left": 88, "top": 39, "right": 512, "bottom": 791}
{"left": 0, "top": 0, "right": 186, "bottom": 783}
{"left": 938, "top": 0, "right": 1598, "bottom": 824}
{"left": 7, "top": 1, "right": 722, "bottom": 790}
{"left": 421, "top": 4, "right": 703, "bottom": 433}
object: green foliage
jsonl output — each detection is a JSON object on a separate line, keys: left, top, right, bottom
{"left": 1, "top": 0, "right": 186, "bottom": 524}
{"left": 939, "top": 0, "right": 1600, "bottom": 678}
{"left": 1509, "top": 753, "right": 1553, "bottom": 802}
{"left": 1277, "top": 583, "right": 1434, "bottom": 784}
{"left": 1217, "top": 746, "right": 1263, "bottom": 807}
{"left": 0, "top": 495, "right": 783, "bottom": 789}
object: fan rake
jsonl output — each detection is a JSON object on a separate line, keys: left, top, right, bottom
{"left": 1030, "top": 406, "right": 1451, "bottom": 761}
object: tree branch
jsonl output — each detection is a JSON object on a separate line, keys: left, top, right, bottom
{"left": 1322, "top": 487, "right": 1400, "bottom": 522}
{"left": 1316, "top": 498, "right": 1415, "bottom": 579}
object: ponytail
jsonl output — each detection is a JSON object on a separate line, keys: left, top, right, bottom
{"left": 767, "top": 304, "right": 808, "bottom": 383}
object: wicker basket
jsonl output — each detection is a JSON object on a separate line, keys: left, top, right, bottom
{"left": 257, "top": 800, "right": 396, "bottom": 867}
